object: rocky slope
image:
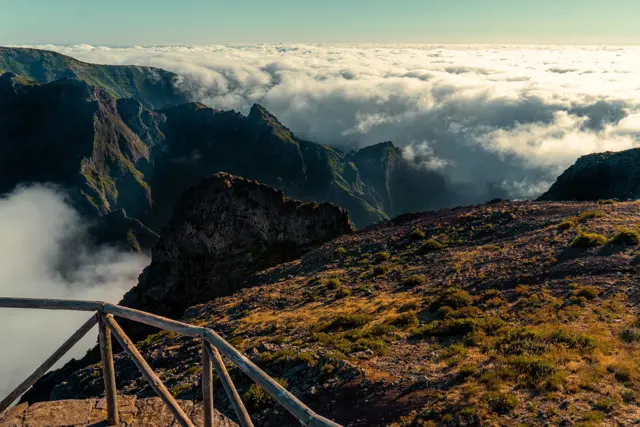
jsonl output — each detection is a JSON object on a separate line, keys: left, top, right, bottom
{"left": 0, "top": 72, "right": 456, "bottom": 251}
{"left": 29, "top": 199, "right": 640, "bottom": 426}
{"left": 0, "top": 46, "right": 189, "bottom": 109}
{"left": 539, "top": 148, "right": 640, "bottom": 202}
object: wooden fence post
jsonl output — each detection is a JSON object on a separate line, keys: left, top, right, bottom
{"left": 202, "top": 340, "right": 214, "bottom": 427}
{"left": 98, "top": 314, "right": 119, "bottom": 425}
{"left": 103, "top": 314, "right": 195, "bottom": 427}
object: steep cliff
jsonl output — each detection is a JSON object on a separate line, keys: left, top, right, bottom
{"left": 121, "top": 172, "right": 354, "bottom": 322}
{"left": 539, "top": 148, "right": 640, "bottom": 201}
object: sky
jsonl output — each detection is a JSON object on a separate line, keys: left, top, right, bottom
{"left": 1, "top": 0, "right": 640, "bottom": 45}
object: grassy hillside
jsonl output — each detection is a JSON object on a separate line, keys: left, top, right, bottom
{"left": 48, "top": 200, "right": 640, "bottom": 425}
{"left": 0, "top": 46, "right": 189, "bottom": 109}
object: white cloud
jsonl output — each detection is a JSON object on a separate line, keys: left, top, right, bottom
{"left": 18, "top": 43, "right": 640, "bottom": 199}
{"left": 0, "top": 186, "right": 148, "bottom": 401}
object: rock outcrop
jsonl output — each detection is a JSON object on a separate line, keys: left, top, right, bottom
{"left": 120, "top": 172, "right": 354, "bottom": 323}
{"left": 0, "top": 397, "right": 236, "bottom": 426}
{"left": 539, "top": 148, "right": 640, "bottom": 201}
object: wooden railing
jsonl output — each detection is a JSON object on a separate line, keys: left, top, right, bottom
{"left": 0, "top": 297, "right": 341, "bottom": 427}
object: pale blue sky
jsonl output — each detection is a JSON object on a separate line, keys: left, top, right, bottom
{"left": 1, "top": 0, "right": 638, "bottom": 45}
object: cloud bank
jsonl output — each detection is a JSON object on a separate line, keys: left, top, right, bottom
{"left": 0, "top": 186, "right": 148, "bottom": 401}
{"left": 25, "top": 43, "right": 640, "bottom": 199}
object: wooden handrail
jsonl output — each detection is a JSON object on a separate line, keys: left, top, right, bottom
{"left": 0, "top": 297, "right": 342, "bottom": 427}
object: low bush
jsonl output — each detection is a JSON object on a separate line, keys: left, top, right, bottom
{"left": 418, "top": 239, "right": 445, "bottom": 253}
{"left": 373, "top": 251, "right": 390, "bottom": 264}
{"left": 335, "top": 287, "right": 351, "bottom": 299}
{"left": 325, "top": 278, "right": 341, "bottom": 290}
{"left": 486, "top": 392, "right": 518, "bottom": 414}
{"left": 577, "top": 210, "right": 606, "bottom": 223}
{"left": 610, "top": 229, "right": 640, "bottom": 246}
{"left": 572, "top": 285, "right": 599, "bottom": 300}
{"left": 409, "top": 228, "right": 426, "bottom": 242}
{"left": 243, "top": 379, "right": 288, "bottom": 412}
{"left": 402, "top": 275, "right": 426, "bottom": 288}
{"left": 571, "top": 233, "right": 607, "bottom": 248}
{"left": 320, "top": 313, "right": 373, "bottom": 332}
{"left": 557, "top": 220, "right": 576, "bottom": 231}
{"left": 430, "top": 288, "right": 473, "bottom": 311}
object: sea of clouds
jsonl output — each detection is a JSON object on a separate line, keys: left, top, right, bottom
{"left": 0, "top": 186, "right": 148, "bottom": 401}
{"left": 27, "top": 43, "right": 640, "bottom": 200}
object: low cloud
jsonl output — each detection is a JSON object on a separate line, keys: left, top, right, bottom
{"left": 21, "top": 43, "right": 640, "bottom": 199}
{"left": 0, "top": 186, "right": 148, "bottom": 400}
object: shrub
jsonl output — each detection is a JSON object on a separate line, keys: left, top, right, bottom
{"left": 335, "top": 288, "right": 351, "bottom": 299}
{"left": 572, "top": 285, "right": 599, "bottom": 300}
{"left": 486, "top": 392, "right": 518, "bottom": 414}
{"left": 430, "top": 288, "right": 473, "bottom": 311}
{"left": 458, "top": 364, "right": 478, "bottom": 379}
{"left": 608, "top": 362, "right": 635, "bottom": 382}
{"left": 610, "top": 229, "right": 640, "bottom": 246}
{"left": 597, "top": 199, "right": 616, "bottom": 205}
{"left": 325, "top": 278, "right": 341, "bottom": 290}
{"left": 593, "top": 396, "right": 619, "bottom": 412}
{"left": 402, "top": 275, "right": 426, "bottom": 288}
{"left": 620, "top": 328, "right": 640, "bottom": 343}
{"left": 622, "top": 389, "right": 637, "bottom": 403}
{"left": 557, "top": 220, "right": 576, "bottom": 231}
{"left": 577, "top": 210, "right": 606, "bottom": 223}
{"left": 373, "top": 251, "right": 390, "bottom": 264}
{"left": 320, "top": 313, "right": 373, "bottom": 332}
{"left": 419, "top": 238, "right": 445, "bottom": 253}
{"left": 243, "top": 379, "right": 288, "bottom": 412}
{"left": 409, "top": 228, "right": 426, "bottom": 242}
{"left": 571, "top": 233, "right": 607, "bottom": 248}
{"left": 335, "top": 247, "right": 347, "bottom": 257}
{"left": 507, "top": 356, "right": 556, "bottom": 385}
{"left": 388, "top": 312, "right": 419, "bottom": 328}
{"left": 373, "top": 265, "right": 388, "bottom": 276}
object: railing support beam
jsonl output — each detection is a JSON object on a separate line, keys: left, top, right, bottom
{"left": 0, "top": 314, "right": 98, "bottom": 414}
{"left": 98, "top": 314, "right": 120, "bottom": 426}
{"left": 103, "top": 314, "right": 195, "bottom": 427}
{"left": 204, "top": 343, "right": 254, "bottom": 427}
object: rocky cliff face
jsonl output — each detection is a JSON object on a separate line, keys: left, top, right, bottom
{"left": 121, "top": 172, "right": 354, "bottom": 322}
{"left": 539, "top": 148, "right": 640, "bottom": 201}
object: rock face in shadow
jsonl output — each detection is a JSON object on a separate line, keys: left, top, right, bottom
{"left": 120, "top": 172, "right": 354, "bottom": 323}
{"left": 539, "top": 148, "right": 640, "bottom": 201}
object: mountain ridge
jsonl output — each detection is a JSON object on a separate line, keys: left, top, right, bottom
{"left": 0, "top": 71, "right": 457, "bottom": 250}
